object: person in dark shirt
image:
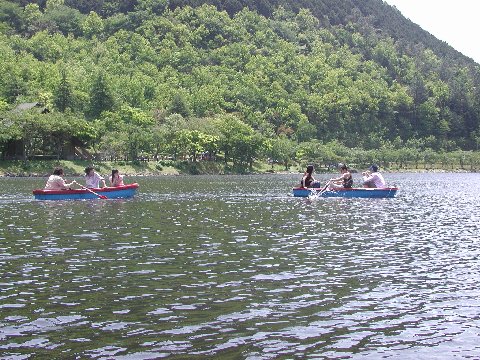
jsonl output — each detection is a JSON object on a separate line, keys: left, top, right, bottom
{"left": 329, "top": 163, "right": 353, "bottom": 189}
{"left": 300, "top": 165, "right": 320, "bottom": 188}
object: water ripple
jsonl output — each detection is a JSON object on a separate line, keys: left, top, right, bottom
{"left": 1, "top": 173, "right": 480, "bottom": 358}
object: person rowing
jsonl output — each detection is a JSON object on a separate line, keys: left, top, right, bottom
{"left": 44, "top": 167, "right": 77, "bottom": 190}
{"left": 328, "top": 163, "right": 353, "bottom": 189}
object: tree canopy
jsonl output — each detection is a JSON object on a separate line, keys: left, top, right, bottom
{"left": 1, "top": 0, "right": 480, "bottom": 170}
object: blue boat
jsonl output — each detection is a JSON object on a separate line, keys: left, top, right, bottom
{"left": 292, "top": 186, "right": 398, "bottom": 198}
{"left": 33, "top": 183, "right": 139, "bottom": 200}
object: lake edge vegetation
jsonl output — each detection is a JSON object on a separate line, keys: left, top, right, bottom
{"left": 2, "top": 0, "right": 480, "bottom": 175}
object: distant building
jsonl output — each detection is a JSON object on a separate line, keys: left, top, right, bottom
{"left": 2, "top": 103, "right": 90, "bottom": 160}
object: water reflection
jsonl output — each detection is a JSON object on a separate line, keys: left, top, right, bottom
{"left": 1, "top": 173, "right": 480, "bottom": 359}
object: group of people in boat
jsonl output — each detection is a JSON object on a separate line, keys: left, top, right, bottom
{"left": 44, "top": 167, "right": 125, "bottom": 190}
{"left": 301, "top": 163, "right": 386, "bottom": 189}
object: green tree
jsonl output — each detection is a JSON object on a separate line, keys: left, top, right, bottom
{"left": 89, "top": 71, "right": 114, "bottom": 119}
{"left": 82, "top": 11, "right": 104, "bottom": 38}
{"left": 269, "top": 135, "right": 296, "bottom": 170}
{"left": 0, "top": 0, "right": 23, "bottom": 33}
{"left": 135, "top": 0, "right": 169, "bottom": 15}
{"left": 295, "top": 118, "right": 316, "bottom": 143}
{"left": 54, "top": 68, "right": 73, "bottom": 112}
{"left": 0, "top": 99, "right": 8, "bottom": 112}
{"left": 216, "top": 115, "right": 264, "bottom": 169}
{"left": 43, "top": 3, "right": 84, "bottom": 36}
{"left": 169, "top": 93, "right": 191, "bottom": 118}
{"left": 97, "top": 108, "right": 153, "bottom": 161}
{"left": 173, "top": 129, "right": 208, "bottom": 162}
{"left": 23, "top": 3, "right": 42, "bottom": 35}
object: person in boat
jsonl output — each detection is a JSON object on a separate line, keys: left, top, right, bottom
{"left": 44, "top": 167, "right": 77, "bottom": 190}
{"left": 301, "top": 165, "right": 321, "bottom": 188}
{"left": 110, "top": 169, "right": 124, "bottom": 187}
{"left": 328, "top": 163, "right": 353, "bottom": 189}
{"left": 362, "top": 164, "right": 386, "bottom": 188}
{"left": 84, "top": 166, "right": 106, "bottom": 188}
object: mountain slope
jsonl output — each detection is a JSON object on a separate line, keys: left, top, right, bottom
{"left": 1, "top": 0, "right": 480, "bottom": 159}
{"left": 164, "top": 0, "right": 476, "bottom": 66}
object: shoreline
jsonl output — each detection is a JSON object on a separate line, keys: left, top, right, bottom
{"left": 0, "top": 168, "right": 475, "bottom": 178}
{"left": 0, "top": 159, "right": 477, "bottom": 177}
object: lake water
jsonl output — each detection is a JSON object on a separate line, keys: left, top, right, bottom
{"left": 1, "top": 173, "right": 480, "bottom": 359}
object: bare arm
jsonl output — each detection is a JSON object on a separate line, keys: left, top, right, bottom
{"left": 362, "top": 173, "right": 375, "bottom": 182}
{"left": 62, "top": 179, "right": 77, "bottom": 189}
{"left": 330, "top": 173, "right": 348, "bottom": 184}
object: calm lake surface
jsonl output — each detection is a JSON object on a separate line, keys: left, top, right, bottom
{"left": 1, "top": 173, "right": 480, "bottom": 359}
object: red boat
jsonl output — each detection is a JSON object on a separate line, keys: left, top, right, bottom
{"left": 33, "top": 183, "right": 139, "bottom": 200}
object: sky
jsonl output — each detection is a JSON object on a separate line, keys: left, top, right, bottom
{"left": 383, "top": 0, "right": 480, "bottom": 64}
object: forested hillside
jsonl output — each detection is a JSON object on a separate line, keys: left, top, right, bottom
{"left": 1, "top": 0, "right": 480, "bottom": 170}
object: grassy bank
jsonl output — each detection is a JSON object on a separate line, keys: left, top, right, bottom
{"left": 0, "top": 160, "right": 177, "bottom": 177}
{"left": 0, "top": 160, "right": 292, "bottom": 177}
{"left": 2, "top": 159, "right": 475, "bottom": 177}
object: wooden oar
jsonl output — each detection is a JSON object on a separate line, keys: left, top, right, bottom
{"left": 80, "top": 185, "right": 108, "bottom": 199}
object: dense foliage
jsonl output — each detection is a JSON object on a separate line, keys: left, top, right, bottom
{"left": 1, "top": 0, "right": 480, "bottom": 170}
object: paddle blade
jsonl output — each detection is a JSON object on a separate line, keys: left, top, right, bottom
{"left": 99, "top": 195, "right": 108, "bottom": 199}
{"left": 308, "top": 192, "right": 319, "bottom": 200}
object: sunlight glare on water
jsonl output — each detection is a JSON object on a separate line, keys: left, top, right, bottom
{"left": 1, "top": 173, "right": 480, "bottom": 359}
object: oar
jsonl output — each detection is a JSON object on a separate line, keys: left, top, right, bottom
{"left": 317, "top": 180, "right": 331, "bottom": 196}
{"left": 79, "top": 185, "right": 108, "bottom": 199}
{"left": 309, "top": 180, "right": 330, "bottom": 199}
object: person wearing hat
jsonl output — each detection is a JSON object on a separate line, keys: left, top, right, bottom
{"left": 362, "top": 164, "right": 386, "bottom": 188}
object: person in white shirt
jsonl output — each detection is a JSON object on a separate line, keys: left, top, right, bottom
{"left": 362, "top": 164, "right": 386, "bottom": 188}
{"left": 84, "top": 166, "right": 106, "bottom": 188}
{"left": 45, "top": 167, "right": 77, "bottom": 190}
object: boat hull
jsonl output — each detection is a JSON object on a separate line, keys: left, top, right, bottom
{"left": 292, "top": 187, "right": 398, "bottom": 198}
{"left": 33, "top": 183, "right": 139, "bottom": 200}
